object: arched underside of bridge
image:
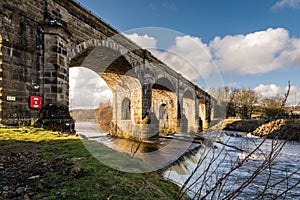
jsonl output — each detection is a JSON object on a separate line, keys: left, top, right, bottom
{"left": 69, "top": 45, "right": 146, "bottom": 138}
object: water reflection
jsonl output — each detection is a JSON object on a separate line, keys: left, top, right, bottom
{"left": 76, "top": 122, "right": 199, "bottom": 173}
{"left": 76, "top": 121, "right": 174, "bottom": 154}
{"left": 110, "top": 137, "right": 168, "bottom": 154}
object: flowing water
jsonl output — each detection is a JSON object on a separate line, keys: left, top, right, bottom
{"left": 76, "top": 122, "right": 300, "bottom": 199}
{"left": 164, "top": 131, "right": 300, "bottom": 199}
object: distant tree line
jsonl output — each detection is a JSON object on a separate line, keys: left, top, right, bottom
{"left": 212, "top": 85, "right": 296, "bottom": 119}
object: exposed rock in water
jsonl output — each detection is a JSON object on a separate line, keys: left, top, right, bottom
{"left": 252, "top": 119, "right": 300, "bottom": 142}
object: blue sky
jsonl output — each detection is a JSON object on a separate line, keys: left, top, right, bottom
{"left": 72, "top": 0, "right": 300, "bottom": 106}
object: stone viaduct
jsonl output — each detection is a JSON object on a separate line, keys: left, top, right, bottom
{"left": 0, "top": 0, "right": 214, "bottom": 140}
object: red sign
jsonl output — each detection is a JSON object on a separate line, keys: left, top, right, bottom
{"left": 29, "top": 96, "right": 42, "bottom": 109}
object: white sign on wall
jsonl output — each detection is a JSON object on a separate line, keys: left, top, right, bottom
{"left": 6, "top": 96, "right": 16, "bottom": 101}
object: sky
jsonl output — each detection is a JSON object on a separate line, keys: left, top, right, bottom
{"left": 70, "top": 0, "right": 300, "bottom": 108}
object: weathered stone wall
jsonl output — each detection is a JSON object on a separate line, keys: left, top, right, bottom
{"left": 0, "top": 0, "right": 45, "bottom": 124}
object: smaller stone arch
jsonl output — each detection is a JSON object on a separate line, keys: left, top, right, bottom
{"left": 182, "top": 89, "right": 195, "bottom": 100}
{"left": 159, "top": 103, "right": 167, "bottom": 120}
{"left": 152, "top": 77, "right": 176, "bottom": 92}
{"left": 121, "top": 98, "right": 131, "bottom": 120}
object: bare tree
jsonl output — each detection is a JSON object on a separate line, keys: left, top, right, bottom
{"left": 261, "top": 96, "right": 287, "bottom": 118}
{"left": 227, "top": 88, "right": 259, "bottom": 119}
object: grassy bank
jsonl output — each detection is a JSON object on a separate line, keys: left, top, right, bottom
{"left": 0, "top": 128, "right": 184, "bottom": 199}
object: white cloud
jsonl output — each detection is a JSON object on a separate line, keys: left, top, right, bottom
{"left": 69, "top": 67, "right": 112, "bottom": 109}
{"left": 210, "top": 28, "right": 300, "bottom": 75}
{"left": 153, "top": 35, "right": 215, "bottom": 81}
{"left": 287, "top": 85, "right": 300, "bottom": 105}
{"left": 124, "top": 33, "right": 217, "bottom": 83}
{"left": 123, "top": 33, "right": 157, "bottom": 49}
{"left": 254, "top": 84, "right": 300, "bottom": 105}
{"left": 271, "top": 0, "right": 300, "bottom": 10}
{"left": 254, "top": 84, "right": 284, "bottom": 97}
{"left": 280, "top": 37, "right": 300, "bottom": 66}
{"left": 125, "top": 28, "right": 300, "bottom": 78}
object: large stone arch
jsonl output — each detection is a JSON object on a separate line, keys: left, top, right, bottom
{"left": 68, "top": 39, "right": 143, "bottom": 90}
{"left": 68, "top": 41, "right": 143, "bottom": 137}
{"left": 68, "top": 39, "right": 133, "bottom": 67}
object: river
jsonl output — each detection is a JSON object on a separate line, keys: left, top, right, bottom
{"left": 75, "top": 122, "right": 300, "bottom": 199}
{"left": 164, "top": 131, "right": 300, "bottom": 199}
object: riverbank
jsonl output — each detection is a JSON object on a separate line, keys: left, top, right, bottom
{"left": 212, "top": 118, "right": 300, "bottom": 142}
{"left": 0, "top": 128, "right": 187, "bottom": 199}
{"left": 252, "top": 119, "right": 300, "bottom": 141}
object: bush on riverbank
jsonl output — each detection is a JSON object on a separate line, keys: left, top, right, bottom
{"left": 0, "top": 128, "right": 184, "bottom": 199}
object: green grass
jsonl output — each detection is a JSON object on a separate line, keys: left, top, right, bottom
{"left": 0, "top": 127, "right": 184, "bottom": 199}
